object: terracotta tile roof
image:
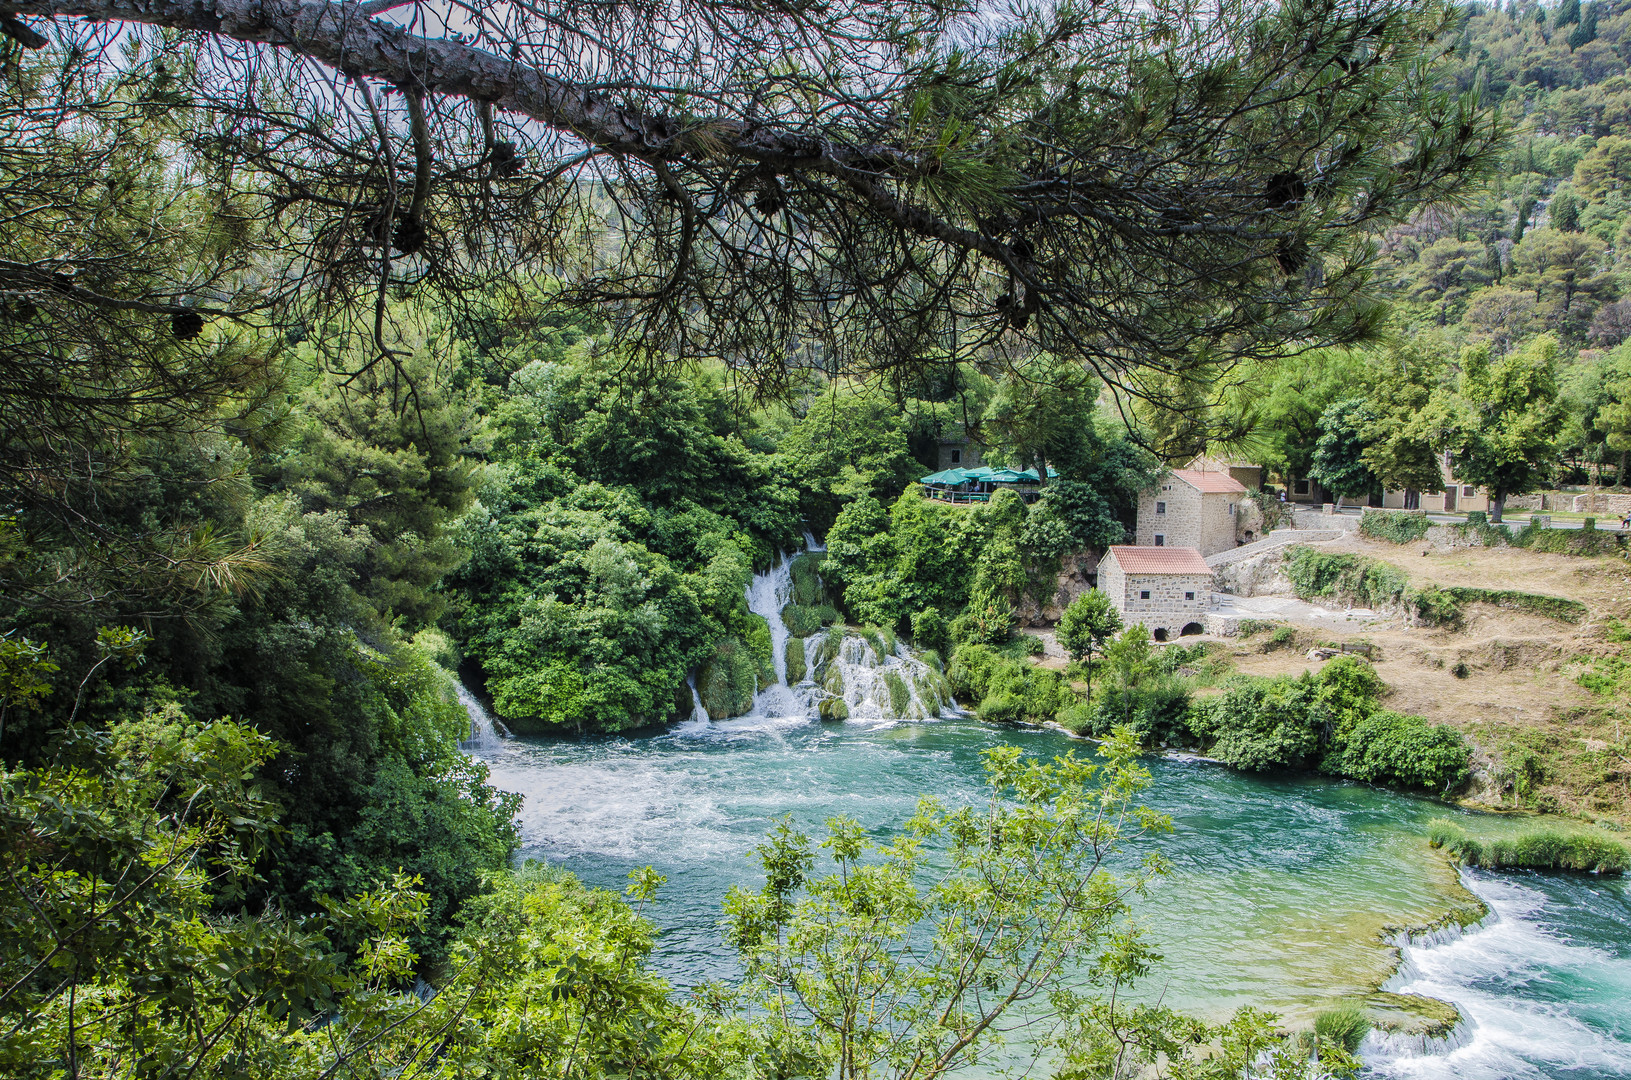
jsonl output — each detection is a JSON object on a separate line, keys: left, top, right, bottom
{"left": 1172, "top": 469, "right": 1246, "bottom": 494}
{"left": 1106, "top": 545, "right": 1212, "bottom": 575}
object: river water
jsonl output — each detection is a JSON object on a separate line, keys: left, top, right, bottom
{"left": 474, "top": 711, "right": 1631, "bottom": 1077}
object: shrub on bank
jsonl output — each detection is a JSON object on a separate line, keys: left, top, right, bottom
{"left": 1323, "top": 710, "right": 1471, "bottom": 792}
{"left": 948, "top": 643, "right": 1074, "bottom": 726}
{"left": 1429, "top": 820, "right": 1629, "bottom": 874}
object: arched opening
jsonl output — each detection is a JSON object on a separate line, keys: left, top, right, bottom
{"left": 1181, "top": 622, "right": 1204, "bottom": 637}
{"left": 1152, "top": 627, "right": 1169, "bottom": 642}
{"left": 1242, "top": 530, "right": 1255, "bottom": 542}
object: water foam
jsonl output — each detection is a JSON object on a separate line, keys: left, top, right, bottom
{"left": 456, "top": 682, "right": 511, "bottom": 754}
{"left": 1363, "top": 870, "right": 1631, "bottom": 1079}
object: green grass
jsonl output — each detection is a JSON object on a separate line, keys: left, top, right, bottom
{"left": 1313, "top": 1003, "right": 1371, "bottom": 1054}
{"left": 1429, "top": 819, "right": 1629, "bottom": 874}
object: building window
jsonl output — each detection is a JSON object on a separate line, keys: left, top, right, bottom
{"left": 1463, "top": 485, "right": 1475, "bottom": 497}
{"left": 1155, "top": 501, "right": 1166, "bottom": 514}
{"left": 1294, "top": 479, "right": 1310, "bottom": 495}
{"left": 1228, "top": 502, "right": 1236, "bottom": 515}
{"left": 950, "top": 449, "right": 961, "bottom": 464}
{"left": 1185, "top": 591, "right": 1195, "bottom": 601}
{"left": 1139, "top": 590, "right": 1150, "bottom": 600}
{"left": 1154, "top": 534, "right": 1165, "bottom": 547}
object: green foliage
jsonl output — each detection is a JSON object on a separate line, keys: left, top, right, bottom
{"left": 1360, "top": 509, "right": 1433, "bottom": 544}
{"left": 784, "top": 637, "right": 808, "bottom": 685}
{"left": 1513, "top": 523, "right": 1627, "bottom": 555}
{"left": 1057, "top": 589, "right": 1123, "bottom": 664}
{"left": 1429, "top": 820, "right": 1629, "bottom": 874}
{"left": 911, "top": 606, "right": 950, "bottom": 655}
{"left": 724, "top": 735, "right": 1199, "bottom": 1080}
{"left": 1309, "top": 398, "right": 1380, "bottom": 499}
{"left": 1323, "top": 710, "right": 1472, "bottom": 792}
{"left": 1439, "top": 586, "right": 1588, "bottom": 624}
{"left": 947, "top": 643, "right": 1075, "bottom": 726}
{"left": 1282, "top": 546, "right": 1415, "bottom": 612}
{"left": 447, "top": 359, "right": 802, "bottom": 732}
{"left": 1181, "top": 657, "right": 1471, "bottom": 791}
{"left": 1314, "top": 1004, "right": 1373, "bottom": 1056}
{"left": 1439, "top": 339, "right": 1566, "bottom": 516}
{"left": 698, "top": 637, "right": 761, "bottom": 720}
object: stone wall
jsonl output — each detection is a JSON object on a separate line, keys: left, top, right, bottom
{"left": 1198, "top": 491, "right": 1239, "bottom": 557}
{"left": 1120, "top": 572, "right": 1211, "bottom": 616}
{"left": 1136, "top": 479, "right": 1202, "bottom": 549}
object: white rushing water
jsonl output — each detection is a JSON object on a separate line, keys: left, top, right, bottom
{"left": 689, "top": 539, "right": 951, "bottom": 728}
{"left": 457, "top": 682, "right": 511, "bottom": 754}
{"left": 1364, "top": 869, "right": 1631, "bottom": 1079}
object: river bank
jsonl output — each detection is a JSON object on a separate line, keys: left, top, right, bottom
{"left": 467, "top": 705, "right": 1631, "bottom": 1076}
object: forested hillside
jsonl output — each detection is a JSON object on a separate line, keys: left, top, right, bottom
{"left": 1252, "top": 0, "right": 1631, "bottom": 494}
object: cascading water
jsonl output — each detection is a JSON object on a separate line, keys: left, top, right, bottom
{"left": 457, "top": 682, "right": 511, "bottom": 754}
{"left": 1362, "top": 869, "right": 1631, "bottom": 1079}
{"left": 696, "top": 536, "right": 953, "bottom": 725}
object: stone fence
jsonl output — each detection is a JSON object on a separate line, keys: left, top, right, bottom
{"left": 1505, "top": 491, "right": 1631, "bottom": 514}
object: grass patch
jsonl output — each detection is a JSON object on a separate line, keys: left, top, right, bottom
{"left": 1313, "top": 1003, "right": 1371, "bottom": 1055}
{"left": 1236, "top": 619, "right": 1278, "bottom": 638}
{"left": 1439, "top": 586, "right": 1586, "bottom": 624}
{"left": 1428, "top": 819, "right": 1629, "bottom": 874}
{"left": 1282, "top": 546, "right": 1586, "bottom": 627}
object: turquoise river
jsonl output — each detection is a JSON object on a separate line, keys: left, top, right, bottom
{"left": 472, "top": 706, "right": 1631, "bottom": 1079}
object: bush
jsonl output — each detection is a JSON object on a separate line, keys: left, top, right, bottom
{"left": 744, "top": 614, "right": 777, "bottom": 688}
{"left": 1283, "top": 546, "right": 1414, "bottom": 611}
{"left": 1086, "top": 679, "right": 1193, "bottom": 744}
{"left": 1513, "top": 523, "right": 1626, "bottom": 556}
{"left": 1429, "top": 820, "right": 1629, "bottom": 874}
{"left": 782, "top": 602, "right": 824, "bottom": 638}
{"left": 911, "top": 606, "right": 950, "bottom": 654}
{"left": 785, "top": 637, "right": 807, "bottom": 684}
{"left": 1324, "top": 710, "right": 1471, "bottom": 792}
{"left": 1360, "top": 509, "right": 1431, "bottom": 544}
{"left": 789, "top": 552, "right": 827, "bottom": 606}
{"left": 1199, "top": 676, "right": 1324, "bottom": 771}
{"left": 1236, "top": 619, "right": 1276, "bottom": 637}
{"left": 948, "top": 643, "right": 1075, "bottom": 726}
{"left": 1439, "top": 586, "right": 1587, "bottom": 624}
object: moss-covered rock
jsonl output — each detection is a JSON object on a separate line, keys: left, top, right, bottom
{"left": 818, "top": 695, "right": 850, "bottom": 721}
{"left": 785, "top": 637, "right": 807, "bottom": 684}
{"left": 743, "top": 613, "right": 777, "bottom": 690}
{"left": 698, "top": 638, "right": 758, "bottom": 719}
{"left": 884, "top": 670, "right": 911, "bottom": 715}
{"left": 782, "top": 602, "right": 823, "bottom": 638}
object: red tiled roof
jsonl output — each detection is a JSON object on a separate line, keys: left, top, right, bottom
{"left": 1172, "top": 469, "right": 1246, "bottom": 494}
{"left": 1107, "top": 546, "right": 1212, "bottom": 575}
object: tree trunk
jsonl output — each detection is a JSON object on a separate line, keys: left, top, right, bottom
{"left": 1620, "top": 449, "right": 1629, "bottom": 489}
{"left": 1491, "top": 491, "right": 1506, "bottom": 523}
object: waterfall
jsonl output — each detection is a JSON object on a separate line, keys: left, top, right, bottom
{"left": 694, "top": 534, "right": 952, "bottom": 725}
{"left": 457, "top": 682, "right": 511, "bottom": 753}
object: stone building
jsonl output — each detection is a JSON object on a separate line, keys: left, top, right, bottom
{"left": 1096, "top": 546, "right": 1212, "bottom": 641}
{"left": 1135, "top": 469, "right": 1247, "bottom": 557}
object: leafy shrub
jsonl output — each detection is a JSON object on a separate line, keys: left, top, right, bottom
{"left": 1236, "top": 619, "right": 1276, "bottom": 637}
{"left": 1429, "top": 820, "right": 1629, "bottom": 874}
{"left": 1266, "top": 626, "right": 1296, "bottom": 649}
{"left": 1086, "top": 679, "right": 1193, "bottom": 744}
{"left": 883, "top": 670, "right": 912, "bottom": 715}
{"left": 1513, "top": 523, "right": 1626, "bottom": 556}
{"left": 948, "top": 643, "right": 1074, "bottom": 726}
{"left": 1323, "top": 710, "right": 1471, "bottom": 792}
{"left": 1360, "top": 509, "right": 1431, "bottom": 544}
{"left": 1411, "top": 584, "right": 1462, "bottom": 627}
{"left": 911, "top": 606, "right": 950, "bottom": 654}
{"left": 1197, "top": 677, "right": 1324, "bottom": 771}
{"left": 782, "top": 602, "right": 824, "bottom": 638}
{"left": 1451, "top": 660, "right": 1471, "bottom": 679}
{"left": 744, "top": 614, "right": 777, "bottom": 687}
{"left": 790, "top": 552, "right": 827, "bottom": 606}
